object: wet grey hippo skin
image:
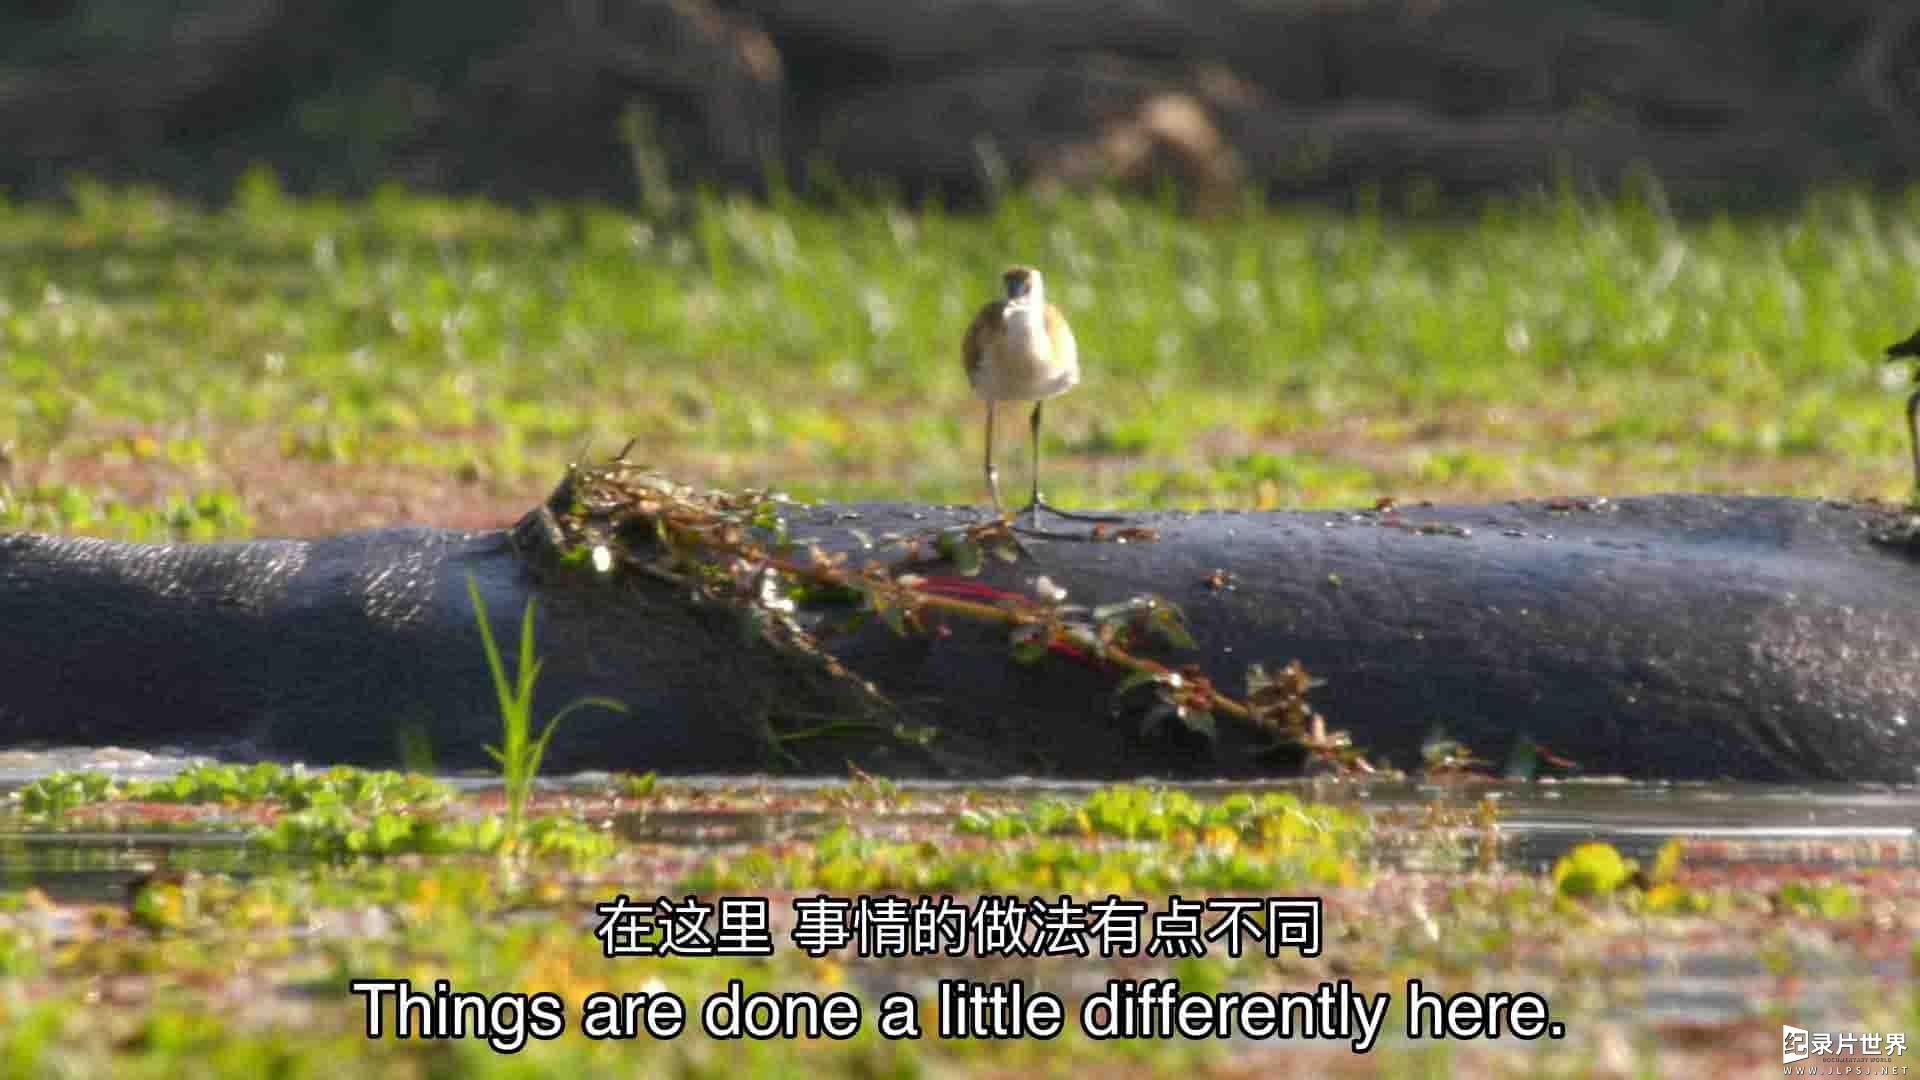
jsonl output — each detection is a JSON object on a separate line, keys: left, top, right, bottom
{"left": 1, "top": 494, "right": 1916, "bottom": 782}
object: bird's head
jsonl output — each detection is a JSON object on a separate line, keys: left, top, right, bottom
{"left": 1002, "top": 265, "right": 1043, "bottom": 302}
{"left": 1887, "top": 329, "right": 1920, "bottom": 383}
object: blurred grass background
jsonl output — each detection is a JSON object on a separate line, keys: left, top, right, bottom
{"left": 5, "top": 169, "right": 1920, "bottom": 540}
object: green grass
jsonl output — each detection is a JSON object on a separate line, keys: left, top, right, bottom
{"left": 7, "top": 173, "right": 1920, "bottom": 539}
{"left": 466, "top": 574, "right": 625, "bottom": 850}
{"left": 0, "top": 482, "right": 253, "bottom": 541}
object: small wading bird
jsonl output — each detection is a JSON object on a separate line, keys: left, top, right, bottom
{"left": 1886, "top": 328, "right": 1920, "bottom": 493}
{"left": 963, "top": 265, "right": 1120, "bottom": 536}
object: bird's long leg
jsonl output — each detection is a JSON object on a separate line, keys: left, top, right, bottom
{"left": 1026, "top": 398, "right": 1044, "bottom": 531}
{"left": 1009, "top": 399, "right": 1124, "bottom": 539}
{"left": 970, "top": 400, "right": 1040, "bottom": 556}
{"left": 1017, "top": 399, "right": 1124, "bottom": 526}
{"left": 984, "top": 399, "right": 1003, "bottom": 516}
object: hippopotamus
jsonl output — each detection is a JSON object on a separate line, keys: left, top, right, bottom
{"left": 2, "top": 488, "right": 1916, "bottom": 782}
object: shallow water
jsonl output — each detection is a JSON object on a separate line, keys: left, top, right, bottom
{"left": 0, "top": 747, "right": 1914, "bottom": 1047}
{"left": 1, "top": 746, "right": 1913, "bottom": 898}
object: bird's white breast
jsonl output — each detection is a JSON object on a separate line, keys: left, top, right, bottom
{"left": 977, "top": 303, "right": 1078, "bottom": 401}
{"left": 1005, "top": 304, "right": 1049, "bottom": 357}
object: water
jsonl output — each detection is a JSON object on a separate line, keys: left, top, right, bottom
{"left": 0, "top": 748, "right": 1912, "bottom": 1034}
{"left": 1, "top": 747, "right": 1911, "bottom": 891}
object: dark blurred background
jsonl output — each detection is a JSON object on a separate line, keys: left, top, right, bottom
{"left": 4, "top": 0, "right": 1920, "bottom": 208}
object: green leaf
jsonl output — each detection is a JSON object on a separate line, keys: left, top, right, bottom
{"left": 1110, "top": 669, "right": 1167, "bottom": 714}
{"left": 751, "top": 500, "right": 788, "bottom": 544}
{"left": 517, "top": 598, "right": 539, "bottom": 699}
{"left": 468, "top": 578, "right": 517, "bottom": 737}
{"left": 937, "top": 530, "right": 984, "bottom": 576}
{"left": 1009, "top": 625, "right": 1050, "bottom": 664}
{"left": 520, "top": 695, "right": 627, "bottom": 791}
{"left": 1148, "top": 604, "right": 1198, "bottom": 650}
{"left": 1772, "top": 881, "right": 1858, "bottom": 918}
{"left": 1647, "top": 838, "right": 1683, "bottom": 886}
{"left": 1552, "top": 841, "right": 1635, "bottom": 898}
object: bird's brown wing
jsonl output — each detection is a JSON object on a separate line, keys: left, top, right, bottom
{"left": 962, "top": 300, "right": 1006, "bottom": 386}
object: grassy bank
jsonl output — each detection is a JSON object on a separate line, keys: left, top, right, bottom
{"left": 5, "top": 176, "right": 1920, "bottom": 539}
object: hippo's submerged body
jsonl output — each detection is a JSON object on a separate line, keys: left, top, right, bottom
{"left": 1, "top": 495, "right": 1916, "bottom": 782}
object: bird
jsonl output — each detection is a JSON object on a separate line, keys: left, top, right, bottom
{"left": 961, "top": 265, "right": 1119, "bottom": 535}
{"left": 1885, "top": 328, "right": 1920, "bottom": 494}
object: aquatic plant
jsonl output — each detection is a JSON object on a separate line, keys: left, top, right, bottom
{"left": 466, "top": 574, "right": 626, "bottom": 852}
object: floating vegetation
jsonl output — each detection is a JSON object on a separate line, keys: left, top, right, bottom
{"left": 466, "top": 574, "right": 626, "bottom": 852}
{"left": 13, "top": 762, "right": 453, "bottom": 818}
{"left": 1866, "top": 501, "right": 1920, "bottom": 549}
{"left": 256, "top": 805, "right": 613, "bottom": 860}
{"left": 0, "top": 774, "right": 1906, "bottom": 1076}
{"left": 680, "top": 816, "right": 1366, "bottom": 895}
{"left": 1551, "top": 841, "right": 1638, "bottom": 899}
{"left": 512, "top": 453, "right": 1368, "bottom": 770}
{"left": 955, "top": 785, "right": 1368, "bottom": 847}
{"left": 10, "top": 762, "right": 610, "bottom": 861}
